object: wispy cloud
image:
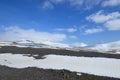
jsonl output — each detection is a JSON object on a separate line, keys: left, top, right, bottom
{"left": 42, "top": 1, "right": 54, "bottom": 9}
{"left": 86, "top": 10, "right": 120, "bottom": 30}
{"left": 84, "top": 0, "right": 102, "bottom": 10}
{"left": 102, "top": 0, "right": 120, "bottom": 7}
{"left": 71, "top": 42, "right": 88, "bottom": 47}
{"left": 69, "top": 35, "right": 77, "bottom": 39}
{"left": 55, "top": 28, "right": 77, "bottom": 33}
{"left": 69, "top": 0, "right": 83, "bottom": 7}
{"left": 84, "top": 28, "right": 103, "bottom": 34}
{"left": 0, "top": 26, "right": 67, "bottom": 42}
{"left": 42, "top": 0, "right": 102, "bottom": 10}
{"left": 51, "top": 0, "right": 65, "bottom": 4}
{"left": 67, "top": 28, "right": 77, "bottom": 32}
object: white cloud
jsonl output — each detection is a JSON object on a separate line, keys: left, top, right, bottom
{"left": 69, "top": 35, "right": 77, "bottom": 39}
{"left": 85, "top": 28, "right": 103, "bottom": 34}
{"left": 91, "top": 40, "right": 120, "bottom": 52}
{"left": 55, "top": 28, "right": 77, "bottom": 32}
{"left": 84, "top": 0, "right": 102, "bottom": 10}
{"left": 42, "top": 0, "right": 101, "bottom": 10}
{"left": 51, "top": 0, "right": 64, "bottom": 4}
{"left": 55, "top": 28, "right": 64, "bottom": 31}
{"left": 67, "top": 28, "right": 77, "bottom": 32}
{"left": 87, "top": 11, "right": 120, "bottom": 30}
{"left": 105, "top": 19, "right": 120, "bottom": 30}
{"left": 69, "top": 0, "right": 102, "bottom": 9}
{"left": 86, "top": 11, "right": 120, "bottom": 23}
{"left": 102, "top": 0, "right": 120, "bottom": 7}
{"left": 70, "top": 0, "right": 102, "bottom": 9}
{"left": 69, "top": 0, "right": 83, "bottom": 7}
{"left": 50, "top": 0, "right": 83, "bottom": 6}
{"left": 71, "top": 42, "right": 88, "bottom": 47}
{"left": 42, "top": 1, "right": 54, "bottom": 9}
{"left": 0, "top": 26, "right": 66, "bottom": 42}
{"left": 41, "top": 0, "right": 64, "bottom": 10}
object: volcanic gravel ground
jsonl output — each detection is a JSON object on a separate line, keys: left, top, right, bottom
{"left": 0, "top": 46, "right": 120, "bottom": 59}
{"left": 0, "top": 65, "right": 119, "bottom": 80}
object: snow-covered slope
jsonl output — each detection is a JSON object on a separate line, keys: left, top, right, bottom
{"left": 0, "top": 41, "right": 13, "bottom": 46}
{"left": 0, "top": 40, "right": 120, "bottom": 54}
{"left": 0, "top": 53, "right": 120, "bottom": 78}
{"left": 14, "top": 39, "right": 51, "bottom": 48}
{"left": 91, "top": 41, "right": 120, "bottom": 54}
{"left": 0, "top": 39, "right": 70, "bottom": 49}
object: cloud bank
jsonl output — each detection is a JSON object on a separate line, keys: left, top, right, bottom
{"left": 71, "top": 42, "right": 88, "bottom": 47}
{"left": 86, "top": 10, "right": 120, "bottom": 30}
{"left": 0, "top": 26, "right": 66, "bottom": 42}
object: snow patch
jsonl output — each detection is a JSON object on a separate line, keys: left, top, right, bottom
{"left": 77, "top": 73, "right": 82, "bottom": 76}
{"left": 0, "top": 53, "right": 120, "bottom": 78}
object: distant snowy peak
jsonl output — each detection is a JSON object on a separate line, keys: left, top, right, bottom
{"left": 14, "top": 39, "right": 34, "bottom": 44}
{"left": 0, "top": 41, "right": 12, "bottom": 46}
{"left": 0, "top": 39, "right": 70, "bottom": 49}
{"left": 13, "top": 39, "right": 52, "bottom": 48}
{"left": 0, "top": 40, "right": 120, "bottom": 54}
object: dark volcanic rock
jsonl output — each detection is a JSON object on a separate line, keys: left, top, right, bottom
{"left": 0, "top": 65, "right": 119, "bottom": 80}
{"left": 0, "top": 46, "right": 120, "bottom": 59}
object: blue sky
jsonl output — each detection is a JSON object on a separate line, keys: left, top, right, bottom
{"left": 0, "top": 0, "right": 120, "bottom": 45}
